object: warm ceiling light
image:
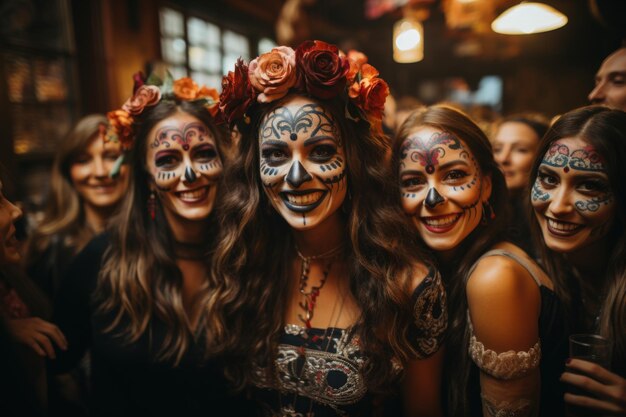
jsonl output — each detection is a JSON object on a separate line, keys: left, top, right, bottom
{"left": 491, "top": 2, "right": 568, "bottom": 34}
{"left": 393, "top": 18, "right": 424, "bottom": 63}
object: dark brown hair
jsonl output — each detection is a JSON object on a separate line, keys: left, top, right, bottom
{"left": 207, "top": 93, "right": 433, "bottom": 393}
{"left": 96, "top": 100, "right": 228, "bottom": 364}
{"left": 528, "top": 105, "right": 626, "bottom": 375}
{"left": 392, "top": 104, "right": 510, "bottom": 415}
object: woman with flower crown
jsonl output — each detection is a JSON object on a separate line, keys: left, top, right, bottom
{"left": 209, "top": 41, "right": 447, "bottom": 416}
{"left": 51, "top": 73, "right": 251, "bottom": 415}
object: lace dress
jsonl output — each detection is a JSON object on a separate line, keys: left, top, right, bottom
{"left": 252, "top": 270, "right": 447, "bottom": 416}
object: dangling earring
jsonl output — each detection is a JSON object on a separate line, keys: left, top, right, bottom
{"left": 147, "top": 190, "right": 156, "bottom": 220}
{"left": 481, "top": 200, "right": 496, "bottom": 225}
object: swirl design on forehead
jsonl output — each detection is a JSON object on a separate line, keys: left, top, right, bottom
{"left": 260, "top": 103, "right": 340, "bottom": 146}
{"left": 401, "top": 131, "right": 461, "bottom": 174}
{"left": 151, "top": 122, "right": 210, "bottom": 150}
{"left": 541, "top": 143, "right": 606, "bottom": 173}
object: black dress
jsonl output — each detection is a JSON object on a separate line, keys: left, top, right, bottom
{"left": 52, "top": 234, "right": 252, "bottom": 416}
{"left": 466, "top": 249, "right": 568, "bottom": 417}
{"left": 251, "top": 269, "right": 448, "bottom": 416}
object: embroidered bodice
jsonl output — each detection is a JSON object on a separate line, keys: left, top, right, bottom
{"left": 252, "top": 270, "right": 447, "bottom": 416}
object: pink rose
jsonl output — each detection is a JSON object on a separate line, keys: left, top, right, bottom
{"left": 122, "top": 85, "right": 161, "bottom": 115}
{"left": 248, "top": 46, "right": 296, "bottom": 103}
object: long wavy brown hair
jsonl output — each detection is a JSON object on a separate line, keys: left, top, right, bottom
{"left": 206, "top": 94, "right": 433, "bottom": 393}
{"left": 392, "top": 105, "right": 510, "bottom": 415}
{"left": 96, "top": 100, "right": 228, "bottom": 365}
{"left": 25, "top": 115, "right": 110, "bottom": 275}
{"left": 527, "top": 106, "right": 626, "bottom": 375}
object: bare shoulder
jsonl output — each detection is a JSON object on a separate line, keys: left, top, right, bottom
{"left": 466, "top": 250, "right": 541, "bottom": 351}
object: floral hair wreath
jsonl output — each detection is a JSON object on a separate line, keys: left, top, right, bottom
{"left": 102, "top": 71, "right": 220, "bottom": 154}
{"left": 219, "top": 40, "right": 390, "bottom": 134}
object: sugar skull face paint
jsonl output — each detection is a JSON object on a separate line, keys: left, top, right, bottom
{"left": 259, "top": 95, "right": 347, "bottom": 230}
{"left": 531, "top": 137, "right": 615, "bottom": 254}
{"left": 146, "top": 111, "right": 222, "bottom": 223}
{"left": 399, "top": 126, "right": 491, "bottom": 253}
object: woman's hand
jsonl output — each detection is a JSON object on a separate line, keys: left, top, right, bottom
{"left": 5, "top": 317, "right": 68, "bottom": 359}
{"left": 561, "top": 358, "right": 626, "bottom": 415}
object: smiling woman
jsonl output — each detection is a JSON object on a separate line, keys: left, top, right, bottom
{"left": 393, "top": 105, "right": 567, "bottom": 416}
{"left": 210, "top": 41, "right": 447, "bottom": 416}
{"left": 50, "top": 74, "right": 253, "bottom": 415}
{"left": 528, "top": 106, "right": 626, "bottom": 416}
{"left": 25, "top": 115, "right": 129, "bottom": 300}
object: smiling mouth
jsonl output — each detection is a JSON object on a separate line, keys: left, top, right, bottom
{"left": 176, "top": 186, "right": 210, "bottom": 203}
{"left": 89, "top": 184, "right": 118, "bottom": 193}
{"left": 546, "top": 217, "right": 584, "bottom": 237}
{"left": 420, "top": 213, "right": 462, "bottom": 233}
{"left": 280, "top": 190, "right": 326, "bottom": 213}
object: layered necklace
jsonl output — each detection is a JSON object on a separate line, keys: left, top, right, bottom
{"left": 295, "top": 243, "right": 345, "bottom": 329}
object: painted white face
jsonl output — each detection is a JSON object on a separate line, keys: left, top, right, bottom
{"left": 531, "top": 137, "right": 615, "bottom": 254}
{"left": 399, "top": 126, "right": 491, "bottom": 253}
{"left": 493, "top": 121, "right": 540, "bottom": 191}
{"left": 0, "top": 182, "right": 22, "bottom": 265}
{"left": 69, "top": 137, "right": 129, "bottom": 210}
{"left": 258, "top": 95, "right": 347, "bottom": 230}
{"left": 146, "top": 111, "right": 223, "bottom": 225}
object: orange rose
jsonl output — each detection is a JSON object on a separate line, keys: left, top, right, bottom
{"left": 197, "top": 85, "right": 220, "bottom": 117}
{"left": 346, "top": 50, "right": 368, "bottom": 84}
{"left": 358, "top": 76, "right": 389, "bottom": 120}
{"left": 122, "top": 85, "right": 161, "bottom": 115}
{"left": 349, "top": 63, "right": 380, "bottom": 99}
{"left": 347, "top": 63, "right": 388, "bottom": 121}
{"left": 106, "top": 109, "right": 134, "bottom": 149}
{"left": 248, "top": 46, "right": 296, "bottom": 103}
{"left": 173, "top": 77, "right": 199, "bottom": 100}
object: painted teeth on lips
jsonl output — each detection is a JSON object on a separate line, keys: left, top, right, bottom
{"left": 422, "top": 213, "right": 461, "bottom": 227}
{"left": 286, "top": 191, "right": 323, "bottom": 206}
{"left": 176, "top": 186, "right": 208, "bottom": 201}
{"left": 547, "top": 218, "right": 583, "bottom": 232}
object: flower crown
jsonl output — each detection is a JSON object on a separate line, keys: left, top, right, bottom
{"left": 103, "top": 71, "right": 220, "bottom": 151}
{"left": 219, "top": 40, "right": 389, "bottom": 132}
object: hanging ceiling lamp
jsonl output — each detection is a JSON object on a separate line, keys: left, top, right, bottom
{"left": 491, "top": 2, "right": 568, "bottom": 34}
{"left": 393, "top": 4, "right": 431, "bottom": 64}
{"left": 394, "top": 17, "right": 424, "bottom": 63}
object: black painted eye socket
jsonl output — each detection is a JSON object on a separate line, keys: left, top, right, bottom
{"left": 261, "top": 148, "right": 289, "bottom": 165}
{"left": 309, "top": 144, "right": 336, "bottom": 162}
{"left": 155, "top": 154, "right": 180, "bottom": 168}
{"left": 194, "top": 147, "right": 217, "bottom": 161}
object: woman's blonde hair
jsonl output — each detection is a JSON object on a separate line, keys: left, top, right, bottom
{"left": 26, "top": 114, "right": 108, "bottom": 261}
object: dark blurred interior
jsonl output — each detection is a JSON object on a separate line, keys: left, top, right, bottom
{"left": 1, "top": 0, "right": 625, "bottom": 220}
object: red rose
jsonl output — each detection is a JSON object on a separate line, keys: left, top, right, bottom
{"left": 219, "top": 58, "right": 257, "bottom": 125}
{"left": 295, "top": 40, "right": 349, "bottom": 99}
